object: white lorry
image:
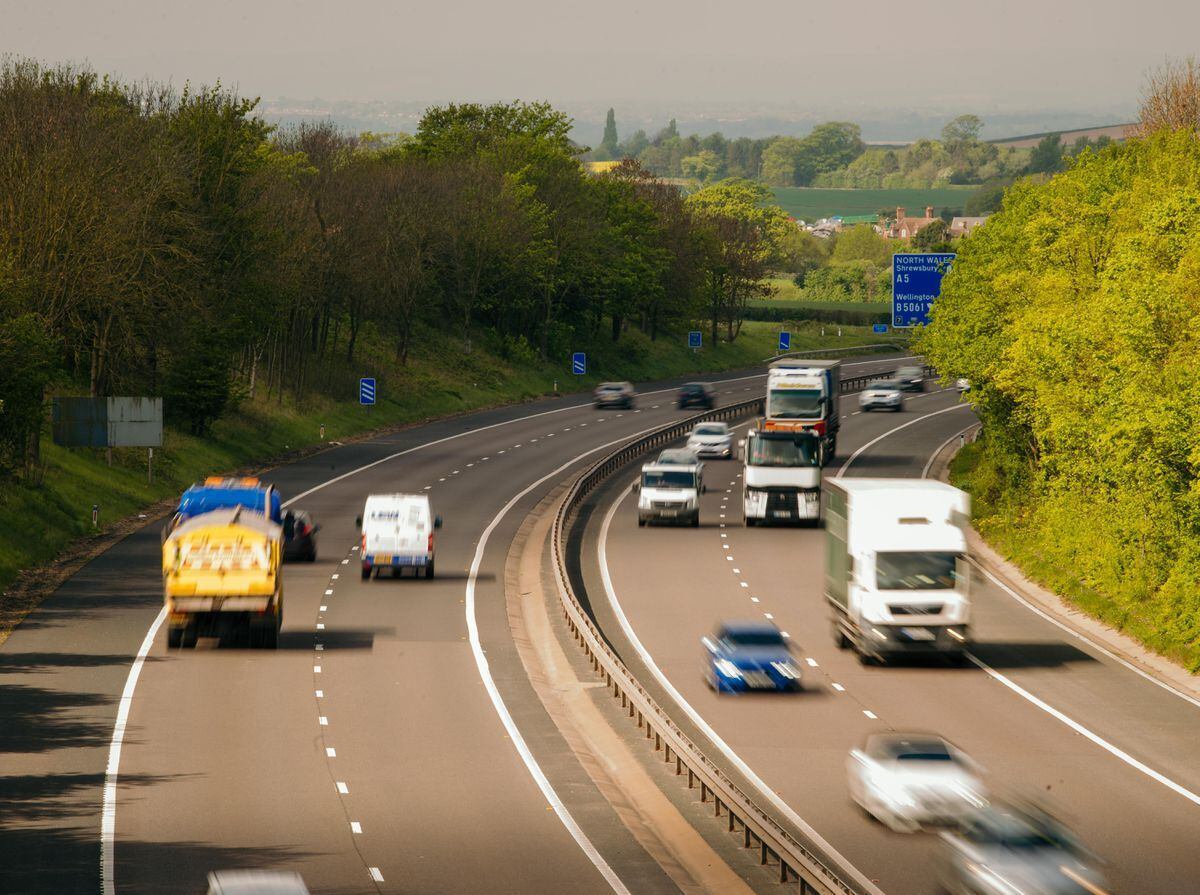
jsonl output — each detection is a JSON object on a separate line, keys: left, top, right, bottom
{"left": 741, "top": 428, "right": 822, "bottom": 525}
{"left": 763, "top": 359, "right": 841, "bottom": 465}
{"left": 825, "top": 478, "right": 971, "bottom": 664}
{"left": 635, "top": 461, "right": 704, "bottom": 527}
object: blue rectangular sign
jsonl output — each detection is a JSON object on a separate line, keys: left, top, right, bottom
{"left": 571, "top": 352, "right": 586, "bottom": 375}
{"left": 892, "top": 253, "right": 955, "bottom": 328}
{"left": 359, "top": 377, "right": 376, "bottom": 405}
{"left": 778, "top": 331, "right": 791, "bottom": 351}
{"left": 688, "top": 331, "right": 702, "bottom": 349}
{"left": 873, "top": 323, "right": 889, "bottom": 334}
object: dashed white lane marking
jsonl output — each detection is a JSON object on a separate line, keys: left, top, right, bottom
{"left": 341, "top": 559, "right": 349, "bottom": 565}
{"left": 351, "top": 821, "right": 363, "bottom": 834}
{"left": 498, "top": 451, "right": 505, "bottom": 455}
{"left": 324, "top": 589, "right": 333, "bottom": 595}
{"left": 316, "top": 623, "right": 325, "bottom": 631}
{"left": 547, "top": 433, "right": 555, "bottom": 437}
{"left": 564, "top": 427, "right": 572, "bottom": 431}
{"left": 732, "top": 568, "right": 741, "bottom": 574}
{"left": 739, "top": 582, "right": 749, "bottom": 588}
{"left": 369, "top": 868, "right": 384, "bottom": 883}
{"left": 326, "top": 747, "right": 337, "bottom": 757}
{"left": 423, "top": 485, "right": 432, "bottom": 490}
{"left": 719, "top": 514, "right": 726, "bottom": 518}
{"left": 723, "top": 544, "right": 730, "bottom": 550}
{"left": 331, "top": 574, "right": 339, "bottom": 580}
{"left": 805, "top": 658, "right": 819, "bottom": 667}
{"left": 336, "top": 781, "right": 349, "bottom": 794}
{"left": 453, "top": 469, "right": 460, "bottom": 474}
{"left": 439, "top": 476, "right": 447, "bottom": 480}
{"left": 721, "top": 534, "right": 728, "bottom": 538}
{"left": 580, "top": 423, "right": 587, "bottom": 427}
{"left": 764, "top": 612, "right": 774, "bottom": 620}
{"left": 482, "top": 456, "right": 490, "bottom": 460}
{"left": 832, "top": 683, "right": 846, "bottom": 692}
{"left": 863, "top": 710, "right": 878, "bottom": 720}
{"left": 315, "top": 690, "right": 324, "bottom": 698}
{"left": 320, "top": 605, "right": 327, "bottom": 612}
{"left": 836, "top": 402, "right": 972, "bottom": 476}
{"left": 315, "top": 644, "right": 324, "bottom": 651}
{"left": 319, "top": 716, "right": 329, "bottom": 726}
{"left": 750, "top": 597, "right": 760, "bottom": 603}
{"left": 725, "top": 556, "right": 733, "bottom": 562}
{"left": 314, "top": 665, "right": 322, "bottom": 673}
{"left": 467, "top": 462, "right": 475, "bottom": 467}
{"left": 967, "top": 652, "right": 1200, "bottom": 807}
{"left": 351, "top": 545, "right": 359, "bottom": 552}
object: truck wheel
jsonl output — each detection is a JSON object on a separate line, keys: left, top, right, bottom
{"left": 637, "top": 518, "right": 646, "bottom": 527}
{"left": 361, "top": 566, "right": 371, "bottom": 580}
{"left": 425, "top": 562, "right": 435, "bottom": 580}
{"left": 168, "top": 627, "right": 184, "bottom": 649}
{"left": 690, "top": 515, "right": 700, "bottom": 528}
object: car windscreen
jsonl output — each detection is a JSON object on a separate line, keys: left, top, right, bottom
{"left": 875, "top": 552, "right": 958, "bottom": 590}
{"left": 897, "top": 367, "right": 922, "bottom": 377}
{"left": 693, "top": 425, "right": 726, "bottom": 436}
{"left": 964, "top": 815, "right": 1074, "bottom": 850}
{"left": 868, "top": 380, "right": 899, "bottom": 391}
{"left": 723, "top": 631, "right": 784, "bottom": 648}
{"left": 768, "top": 388, "right": 822, "bottom": 418}
{"left": 746, "top": 435, "right": 818, "bottom": 467}
{"left": 642, "top": 470, "right": 696, "bottom": 488}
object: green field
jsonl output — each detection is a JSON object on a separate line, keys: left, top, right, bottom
{"left": 770, "top": 187, "right": 977, "bottom": 221}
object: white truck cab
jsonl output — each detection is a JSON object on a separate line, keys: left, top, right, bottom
{"left": 357, "top": 493, "right": 442, "bottom": 580}
{"left": 825, "top": 479, "right": 971, "bottom": 663}
{"left": 741, "top": 428, "right": 822, "bottom": 525}
{"left": 635, "top": 462, "right": 704, "bottom": 527}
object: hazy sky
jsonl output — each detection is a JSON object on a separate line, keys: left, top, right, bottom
{"left": 5, "top": 0, "right": 1196, "bottom": 114}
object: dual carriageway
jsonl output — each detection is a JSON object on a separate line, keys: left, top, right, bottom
{"left": 1, "top": 352, "right": 1198, "bottom": 893}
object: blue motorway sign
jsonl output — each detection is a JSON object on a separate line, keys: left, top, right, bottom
{"left": 873, "top": 323, "right": 889, "bottom": 334}
{"left": 892, "top": 253, "right": 955, "bottom": 328}
{"left": 688, "top": 330, "right": 702, "bottom": 349}
{"left": 571, "top": 352, "right": 586, "bottom": 375}
{"left": 778, "top": 331, "right": 791, "bottom": 351}
{"left": 359, "top": 377, "right": 376, "bottom": 405}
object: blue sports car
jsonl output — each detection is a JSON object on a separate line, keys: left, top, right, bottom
{"left": 702, "top": 622, "right": 802, "bottom": 693}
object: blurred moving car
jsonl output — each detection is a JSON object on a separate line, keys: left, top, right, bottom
{"left": 594, "top": 381, "right": 636, "bottom": 409}
{"left": 847, "top": 732, "right": 986, "bottom": 832}
{"left": 895, "top": 365, "right": 926, "bottom": 392}
{"left": 859, "top": 379, "right": 904, "bottom": 412}
{"left": 686, "top": 421, "right": 734, "bottom": 459}
{"left": 937, "top": 801, "right": 1107, "bottom": 895}
{"left": 635, "top": 461, "right": 703, "bottom": 526}
{"left": 702, "top": 622, "right": 801, "bottom": 693}
{"left": 676, "top": 381, "right": 716, "bottom": 409}
{"left": 281, "top": 509, "right": 318, "bottom": 562}
{"left": 357, "top": 493, "right": 442, "bottom": 579}
{"left": 207, "top": 870, "right": 310, "bottom": 895}
{"left": 956, "top": 377, "right": 972, "bottom": 392}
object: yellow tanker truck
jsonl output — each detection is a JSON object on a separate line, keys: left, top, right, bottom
{"left": 162, "top": 506, "right": 283, "bottom": 648}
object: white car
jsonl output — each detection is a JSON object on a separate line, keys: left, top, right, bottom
{"left": 847, "top": 733, "right": 986, "bottom": 832}
{"left": 858, "top": 379, "right": 904, "bottom": 412}
{"left": 686, "top": 422, "right": 734, "bottom": 459}
{"left": 956, "top": 378, "right": 972, "bottom": 392}
{"left": 207, "top": 871, "right": 310, "bottom": 895}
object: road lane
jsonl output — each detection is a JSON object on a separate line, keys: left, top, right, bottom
{"left": 0, "top": 352, "right": 917, "bottom": 894}
{"left": 590, "top": 388, "right": 1200, "bottom": 894}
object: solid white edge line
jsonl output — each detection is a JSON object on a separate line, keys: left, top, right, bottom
{"left": 920, "top": 422, "right": 981, "bottom": 480}
{"left": 98, "top": 350, "right": 917, "bottom": 891}
{"left": 598, "top": 489, "right": 886, "bottom": 895}
{"left": 835, "top": 401, "right": 972, "bottom": 477}
{"left": 965, "top": 652, "right": 1200, "bottom": 806}
{"left": 464, "top": 424, "right": 670, "bottom": 895}
{"left": 101, "top": 606, "right": 166, "bottom": 895}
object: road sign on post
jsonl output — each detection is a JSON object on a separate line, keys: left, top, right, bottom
{"left": 688, "top": 331, "right": 702, "bottom": 350}
{"left": 359, "top": 377, "right": 376, "bottom": 405}
{"left": 777, "top": 331, "right": 791, "bottom": 352}
{"left": 892, "top": 253, "right": 955, "bottom": 327}
{"left": 873, "top": 323, "right": 889, "bottom": 334}
{"left": 571, "top": 352, "right": 586, "bottom": 375}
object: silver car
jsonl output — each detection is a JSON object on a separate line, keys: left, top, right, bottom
{"left": 686, "top": 422, "right": 734, "bottom": 458}
{"left": 859, "top": 379, "right": 904, "bottom": 412}
{"left": 847, "top": 733, "right": 986, "bottom": 832}
{"left": 593, "top": 381, "right": 636, "bottom": 409}
{"left": 937, "top": 802, "right": 1107, "bottom": 895}
{"left": 207, "top": 871, "right": 310, "bottom": 895}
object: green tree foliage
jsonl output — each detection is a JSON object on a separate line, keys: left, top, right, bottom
{"left": 1026, "top": 133, "right": 1064, "bottom": 173}
{"left": 917, "top": 130, "right": 1200, "bottom": 668}
{"left": 911, "top": 218, "right": 952, "bottom": 251}
{"left": 760, "top": 123, "right": 866, "bottom": 187}
{"left": 0, "top": 60, "right": 773, "bottom": 474}
{"left": 680, "top": 150, "right": 721, "bottom": 182}
{"left": 596, "top": 108, "right": 620, "bottom": 160}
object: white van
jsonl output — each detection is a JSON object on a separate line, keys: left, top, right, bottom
{"left": 357, "top": 493, "right": 442, "bottom": 580}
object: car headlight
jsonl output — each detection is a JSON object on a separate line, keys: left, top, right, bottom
{"left": 714, "top": 659, "right": 742, "bottom": 679}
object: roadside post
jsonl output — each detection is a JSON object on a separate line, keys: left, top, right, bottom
{"left": 892, "top": 252, "right": 956, "bottom": 328}
{"left": 92, "top": 504, "right": 99, "bottom": 528}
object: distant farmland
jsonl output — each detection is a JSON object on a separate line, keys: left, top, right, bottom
{"left": 770, "top": 187, "right": 977, "bottom": 221}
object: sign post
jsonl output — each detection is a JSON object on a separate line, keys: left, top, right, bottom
{"left": 571, "top": 352, "right": 587, "bottom": 375}
{"left": 359, "top": 377, "right": 376, "bottom": 410}
{"left": 688, "top": 331, "right": 702, "bottom": 351}
{"left": 892, "top": 253, "right": 955, "bottom": 328}
{"left": 777, "top": 331, "right": 791, "bottom": 353}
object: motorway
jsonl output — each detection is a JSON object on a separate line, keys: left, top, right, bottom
{"left": 586, "top": 384, "right": 1200, "bottom": 893}
{"left": 0, "top": 352, "right": 907, "bottom": 895}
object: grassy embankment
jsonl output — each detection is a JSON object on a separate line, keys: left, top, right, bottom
{"left": 0, "top": 320, "right": 904, "bottom": 597}
{"left": 950, "top": 441, "right": 1200, "bottom": 672}
{"left": 769, "top": 186, "right": 976, "bottom": 221}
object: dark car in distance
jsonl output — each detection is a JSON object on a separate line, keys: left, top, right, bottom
{"left": 282, "top": 509, "right": 319, "bottom": 562}
{"left": 677, "top": 381, "right": 716, "bottom": 410}
{"left": 895, "top": 365, "right": 926, "bottom": 392}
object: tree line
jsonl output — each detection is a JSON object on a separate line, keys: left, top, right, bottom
{"left": 0, "top": 59, "right": 790, "bottom": 477}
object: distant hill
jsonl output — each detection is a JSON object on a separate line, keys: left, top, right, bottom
{"left": 990, "top": 123, "right": 1134, "bottom": 148}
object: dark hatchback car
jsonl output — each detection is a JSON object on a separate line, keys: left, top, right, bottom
{"left": 895, "top": 365, "right": 926, "bottom": 392}
{"left": 282, "top": 509, "right": 319, "bottom": 562}
{"left": 677, "top": 381, "right": 716, "bottom": 410}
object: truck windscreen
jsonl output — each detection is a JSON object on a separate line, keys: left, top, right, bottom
{"left": 768, "top": 388, "right": 822, "bottom": 418}
{"left": 643, "top": 470, "right": 696, "bottom": 489}
{"left": 747, "top": 436, "right": 818, "bottom": 467}
{"left": 875, "top": 552, "right": 958, "bottom": 590}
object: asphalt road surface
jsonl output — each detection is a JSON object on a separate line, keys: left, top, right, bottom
{"left": 0, "top": 353, "right": 911, "bottom": 894}
{"left": 589, "top": 384, "right": 1200, "bottom": 894}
